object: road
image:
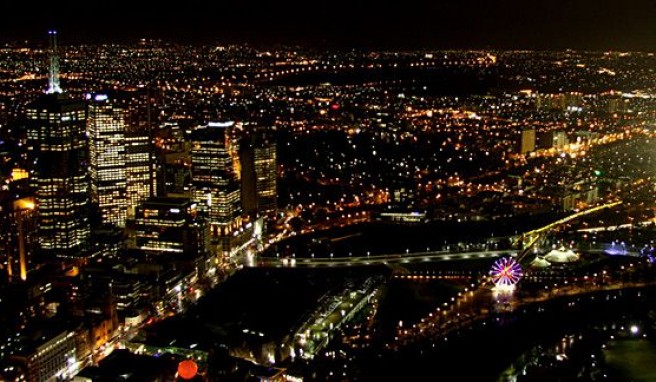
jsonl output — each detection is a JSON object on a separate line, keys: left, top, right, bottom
{"left": 251, "top": 249, "right": 508, "bottom": 268}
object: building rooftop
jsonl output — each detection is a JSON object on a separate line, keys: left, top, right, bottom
{"left": 27, "top": 93, "right": 84, "bottom": 112}
{"left": 190, "top": 123, "right": 230, "bottom": 142}
{"left": 75, "top": 349, "right": 176, "bottom": 381}
{"left": 140, "top": 197, "right": 192, "bottom": 208}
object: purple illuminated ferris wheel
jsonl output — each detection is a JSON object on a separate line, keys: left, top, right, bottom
{"left": 490, "top": 257, "right": 523, "bottom": 288}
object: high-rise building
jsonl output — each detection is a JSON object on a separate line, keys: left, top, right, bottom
{"left": 134, "top": 197, "right": 208, "bottom": 257}
{"left": 190, "top": 122, "right": 242, "bottom": 240}
{"left": 189, "top": 122, "right": 251, "bottom": 257}
{"left": 87, "top": 93, "right": 128, "bottom": 227}
{"left": 157, "top": 122, "right": 189, "bottom": 198}
{"left": 26, "top": 31, "right": 89, "bottom": 260}
{"left": 240, "top": 150, "right": 257, "bottom": 216}
{"left": 87, "top": 90, "right": 156, "bottom": 223}
{"left": 241, "top": 131, "right": 277, "bottom": 215}
{"left": 519, "top": 128, "right": 536, "bottom": 155}
{"left": 162, "top": 151, "right": 192, "bottom": 197}
{"left": 124, "top": 86, "right": 158, "bottom": 212}
{"left": 123, "top": 86, "right": 160, "bottom": 140}
{"left": 125, "top": 132, "right": 155, "bottom": 217}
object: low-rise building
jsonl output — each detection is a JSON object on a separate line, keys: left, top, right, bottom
{"left": 11, "top": 330, "right": 78, "bottom": 382}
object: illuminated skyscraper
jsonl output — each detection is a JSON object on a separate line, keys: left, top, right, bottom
{"left": 26, "top": 31, "right": 90, "bottom": 260}
{"left": 87, "top": 90, "right": 156, "bottom": 222}
{"left": 124, "top": 87, "right": 158, "bottom": 214}
{"left": 125, "top": 132, "right": 155, "bottom": 217}
{"left": 190, "top": 122, "right": 243, "bottom": 255}
{"left": 241, "top": 131, "right": 277, "bottom": 215}
{"left": 87, "top": 93, "right": 128, "bottom": 227}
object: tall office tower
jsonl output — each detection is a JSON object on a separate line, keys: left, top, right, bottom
{"left": 240, "top": 131, "right": 277, "bottom": 215}
{"left": 26, "top": 31, "right": 90, "bottom": 261}
{"left": 125, "top": 87, "right": 158, "bottom": 208}
{"left": 240, "top": 149, "right": 257, "bottom": 216}
{"left": 125, "top": 132, "right": 154, "bottom": 217}
{"left": 518, "top": 127, "right": 536, "bottom": 155}
{"left": 162, "top": 151, "right": 192, "bottom": 197}
{"left": 190, "top": 122, "right": 242, "bottom": 254}
{"left": 157, "top": 122, "right": 191, "bottom": 200}
{"left": 87, "top": 93, "right": 128, "bottom": 227}
{"left": 125, "top": 87, "right": 156, "bottom": 131}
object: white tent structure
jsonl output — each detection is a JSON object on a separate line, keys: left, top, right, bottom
{"left": 544, "top": 247, "right": 580, "bottom": 263}
{"left": 529, "top": 256, "right": 551, "bottom": 268}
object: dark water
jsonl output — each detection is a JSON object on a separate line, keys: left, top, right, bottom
{"left": 267, "top": 213, "right": 561, "bottom": 259}
{"left": 375, "top": 278, "right": 463, "bottom": 341}
{"left": 605, "top": 339, "right": 656, "bottom": 382}
{"left": 349, "top": 287, "right": 656, "bottom": 381}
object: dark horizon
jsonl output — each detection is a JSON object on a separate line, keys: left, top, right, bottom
{"left": 2, "top": 0, "right": 656, "bottom": 50}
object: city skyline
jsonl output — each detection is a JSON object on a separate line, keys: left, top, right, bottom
{"left": 2, "top": 7, "right": 656, "bottom": 380}
{"left": 0, "top": 1, "right": 656, "bottom": 50}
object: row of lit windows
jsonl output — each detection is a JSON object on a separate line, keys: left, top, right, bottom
{"left": 135, "top": 220, "right": 186, "bottom": 227}
{"left": 137, "top": 243, "right": 184, "bottom": 253}
{"left": 96, "top": 181, "right": 128, "bottom": 189}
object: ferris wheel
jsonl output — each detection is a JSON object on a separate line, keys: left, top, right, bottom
{"left": 490, "top": 256, "right": 523, "bottom": 289}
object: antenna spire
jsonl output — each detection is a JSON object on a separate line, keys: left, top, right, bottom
{"left": 46, "top": 30, "right": 62, "bottom": 94}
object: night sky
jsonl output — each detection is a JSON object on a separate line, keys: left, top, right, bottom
{"left": 2, "top": 0, "right": 656, "bottom": 49}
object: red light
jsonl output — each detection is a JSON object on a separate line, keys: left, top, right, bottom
{"left": 331, "top": 104, "right": 340, "bottom": 110}
{"left": 177, "top": 360, "right": 198, "bottom": 380}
